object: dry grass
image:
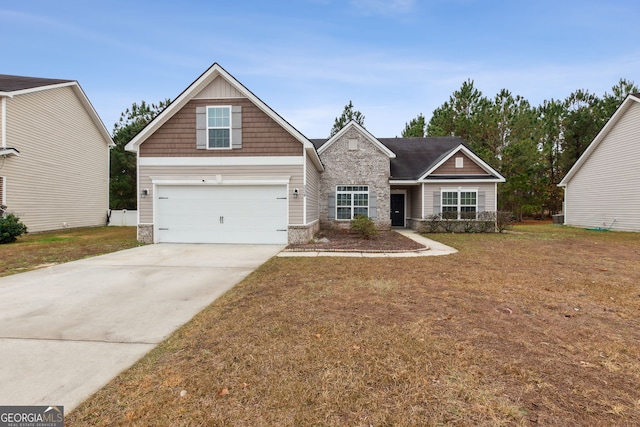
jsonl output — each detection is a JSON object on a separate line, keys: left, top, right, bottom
{"left": 67, "top": 224, "right": 640, "bottom": 426}
{"left": 0, "top": 226, "right": 139, "bottom": 277}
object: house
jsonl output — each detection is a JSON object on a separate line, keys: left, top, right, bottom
{"left": 0, "top": 75, "right": 113, "bottom": 232}
{"left": 558, "top": 93, "right": 640, "bottom": 232}
{"left": 311, "top": 122, "right": 505, "bottom": 230}
{"left": 125, "top": 63, "right": 504, "bottom": 245}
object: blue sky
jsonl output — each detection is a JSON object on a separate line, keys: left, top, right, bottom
{"left": 2, "top": 0, "right": 639, "bottom": 138}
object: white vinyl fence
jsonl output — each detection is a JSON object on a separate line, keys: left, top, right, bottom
{"left": 108, "top": 209, "right": 137, "bottom": 226}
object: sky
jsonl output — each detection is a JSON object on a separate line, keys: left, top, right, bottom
{"left": 2, "top": 0, "right": 639, "bottom": 138}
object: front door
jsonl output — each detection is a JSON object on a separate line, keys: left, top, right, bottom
{"left": 390, "top": 193, "right": 405, "bottom": 227}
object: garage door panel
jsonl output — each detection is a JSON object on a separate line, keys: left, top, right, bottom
{"left": 155, "top": 185, "right": 287, "bottom": 244}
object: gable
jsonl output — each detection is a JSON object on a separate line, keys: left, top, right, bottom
{"left": 419, "top": 145, "right": 504, "bottom": 182}
{"left": 317, "top": 121, "right": 396, "bottom": 159}
{"left": 139, "top": 97, "right": 303, "bottom": 157}
{"left": 125, "top": 63, "right": 322, "bottom": 170}
{"left": 560, "top": 94, "right": 640, "bottom": 186}
{"left": 193, "top": 76, "right": 244, "bottom": 99}
{"left": 431, "top": 152, "right": 487, "bottom": 175}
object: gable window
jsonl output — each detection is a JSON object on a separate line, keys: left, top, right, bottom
{"left": 207, "top": 106, "right": 231, "bottom": 149}
{"left": 336, "top": 185, "right": 369, "bottom": 219}
{"left": 441, "top": 189, "right": 477, "bottom": 219}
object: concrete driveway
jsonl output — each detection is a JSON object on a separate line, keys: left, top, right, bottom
{"left": 0, "top": 243, "right": 283, "bottom": 411}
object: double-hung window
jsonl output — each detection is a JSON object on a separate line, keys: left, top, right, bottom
{"left": 207, "top": 106, "right": 231, "bottom": 149}
{"left": 441, "top": 189, "right": 477, "bottom": 219}
{"left": 336, "top": 185, "right": 369, "bottom": 220}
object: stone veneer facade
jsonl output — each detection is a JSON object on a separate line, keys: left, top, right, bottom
{"left": 318, "top": 128, "right": 391, "bottom": 229}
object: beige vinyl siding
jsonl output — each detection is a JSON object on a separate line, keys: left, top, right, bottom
{"left": 422, "top": 182, "right": 497, "bottom": 216}
{"left": 565, "top": 102, "right": 640, "bottom": 231}
{"left": 193, "top": 76, "right": 244, "bottom": 99}
{"left": 3, "top": 86, "right": 109, "bottom": 232}
{"left": 138, "top": 164, "right": 304, "bottom": 224}
{"left": 304, "top": 153, "right": 320, "bottom": 223}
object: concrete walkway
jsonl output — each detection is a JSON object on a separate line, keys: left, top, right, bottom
{"left": 0, "top": 243, "right": 283, "bottom": 411}
{"left": 277, "top": 229, "right": 457, "bottom": 257}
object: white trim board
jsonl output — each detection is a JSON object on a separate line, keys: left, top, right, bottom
{"left": 139, "top": 156, "right": 304, "bottom": 166}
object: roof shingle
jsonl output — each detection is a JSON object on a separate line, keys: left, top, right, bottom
{"left": 0, "top": 74, "right": 73, "bottom": 92}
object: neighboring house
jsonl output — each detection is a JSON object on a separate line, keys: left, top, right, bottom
{"left": 558, "top": 93, "right": 640, "bottom": 232}
{"left": 0, "top": 74, "right": 113, "bottom": 232}
{"left": 126, "top": 63, "right": 505, "bottom": 245}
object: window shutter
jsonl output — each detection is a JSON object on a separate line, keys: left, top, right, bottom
{"left": 433, "top": 191, "right": 441, "bottom": 214}
{"left": 478, "top": 191, "right": 486, "bottom": 212}
{"left": 328, "top": 193, "right": 335, "bottom": 220}
{"left": 196, "top": 107, "right": 206, "bottom": 149}
{"left": 369, "top": 193, "right": 377, "bottom": 219}
{"left": 231, "top": 105, "right": 242, "bottom": 149}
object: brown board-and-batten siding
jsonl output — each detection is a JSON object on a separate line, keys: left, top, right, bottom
{"left": 139, "top": 98, "right": 303, "bottom": 158}
{"left": 431, "top": 152, "right": 487, "bottom": 175}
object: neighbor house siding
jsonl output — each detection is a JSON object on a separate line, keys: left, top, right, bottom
{"left": 3, "top": 86, "right": 109, "bottom": 232}
{"left": 0, "top": 98, "right": 4, "bottom": 144}
{"left": 564, "top": 102, "right": 640, "bottom": 231}
{"left": 304, "top": 153, "right": 320, "bottom": 224}
{"left": 140, "top": 98, "right": 302, "bottom": 157}
{"left": 138, "top": 164, "right": 304, "bottom": 225}
{"left": 422, "top": 182, "right": 497, "bottom": 215}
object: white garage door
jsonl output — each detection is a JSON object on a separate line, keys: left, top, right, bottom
{"left": 155, "top": 185, "right": 288, "bottom": 244}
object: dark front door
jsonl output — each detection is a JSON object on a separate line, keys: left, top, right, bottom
{"left": 390, "top": 193, "right": 405, "bottom": 227}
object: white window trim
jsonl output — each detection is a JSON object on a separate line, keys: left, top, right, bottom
{"left": 206, "top": 105, "right": 232, "bottom": 150}
{"left": 441, "top": 187, "right": 478, "bottom": 219}
{"left": 336, "top": 185, "right": 369, "bottom": 220}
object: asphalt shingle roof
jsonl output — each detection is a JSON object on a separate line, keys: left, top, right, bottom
{"left": 311, "top": 136, "right": 480, "bottom": 180}
{"left": 0, "top": 74, "right": 73, "bottom": 92}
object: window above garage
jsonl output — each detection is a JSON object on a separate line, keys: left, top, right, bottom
{"left": 206, "top": 106, "right": 231, "bottom": 149}
{"left": 196, "top": 105, "right": 242, "bottom": 150}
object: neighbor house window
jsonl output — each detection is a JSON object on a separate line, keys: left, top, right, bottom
{"left": 207, "top": 106, "right": 231, "bottom": 149}
{"left": 441, "top": 189, "right": 477, "bottom": 219}
{"left": 336, "top": 185, "right": 369, "bottom": 219}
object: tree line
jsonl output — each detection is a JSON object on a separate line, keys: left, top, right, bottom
{"left": 110, "top": 79, "right": 637, "bottom": 219}
{"left": 402, "top": 78, "right": 638, "bottom": 219}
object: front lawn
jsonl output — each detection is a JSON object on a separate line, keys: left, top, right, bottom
{"left": 0, "top": 226, "right": 139, "bottom": 277}
{"left": 67, "top": 224, "right": 640, "bottom": 426}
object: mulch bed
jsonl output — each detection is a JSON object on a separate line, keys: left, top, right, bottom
{"left": 285, "top": 228, "right": 426, "bottom": 252}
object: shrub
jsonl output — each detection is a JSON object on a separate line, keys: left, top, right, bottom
{"left": 496, "top": 211, "right": 513, "bottom": 233}
{"left": 350, "top": 215, "right": 378, "bottom": 239}
{"left": 418, "top": 211, "right": 511, "bottom": 234}
{"left": 0, "top": 213, "right": 28, "bottom": 243}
